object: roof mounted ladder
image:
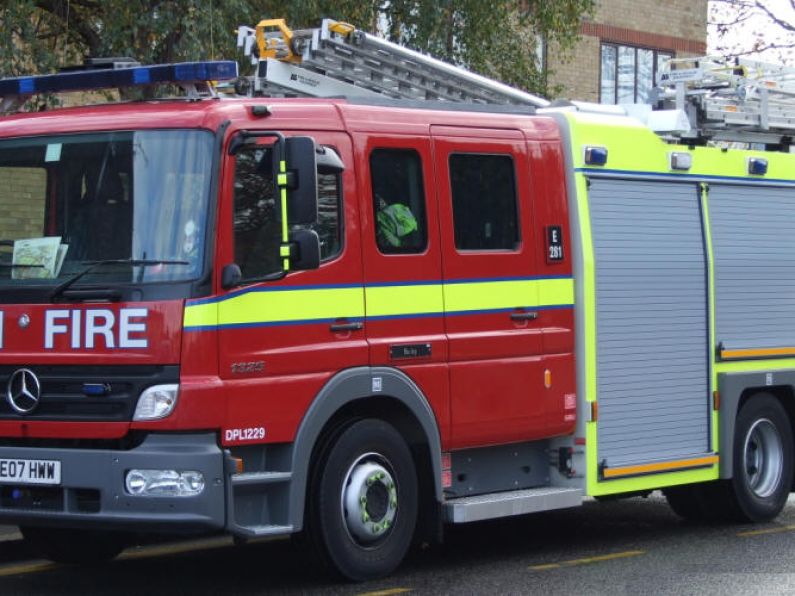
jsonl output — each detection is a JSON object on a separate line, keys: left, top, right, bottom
{"left": 237, "top": 18, "right": 549, "bottom": 108}
{"left": 655, "top": 55, "right": 795, "bottom": 145}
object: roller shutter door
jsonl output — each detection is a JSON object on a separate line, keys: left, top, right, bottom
{"left": 589, "top": 178, "right": 711, "bottom": 467}
{"left": 709, "top": 184, "right": 795, "bottom": 350}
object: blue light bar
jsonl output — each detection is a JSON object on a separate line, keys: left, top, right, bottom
{"left": 0, "top": 60, "right": 239, "bottom": 98}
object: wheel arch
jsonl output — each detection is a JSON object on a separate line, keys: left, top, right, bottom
{"left": 287, "top": 366, "right": 443, "bottom": 532}
{"left": 718, "top": 370, "right": 795, "bottom": 480}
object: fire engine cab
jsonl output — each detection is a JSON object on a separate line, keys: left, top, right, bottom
{"left": 0, "top": 18, "right": 794, "bottom": 581}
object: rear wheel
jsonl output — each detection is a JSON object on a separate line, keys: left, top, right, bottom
{"left": 306, "top": 418, "right": 418, "bottom": 581}
{"left": 20, "top": 526, "right": 127, "bottom": 564}
{"left": 727, "top": 394, "right": 793, "bottom": 522}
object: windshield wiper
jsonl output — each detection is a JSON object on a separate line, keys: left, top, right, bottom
{"left": 49, "top": 259, "right": 189, "bottom": 302}
{"left": 0, "top": 263, "right": 45, "bottom": 268}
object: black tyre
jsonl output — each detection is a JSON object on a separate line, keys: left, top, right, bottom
{"left": 306, "top": 418, "right": 418, "bottom": 581}
{"left": 20, "top": 526, "right": 127, "bottom": 564}
{"left": 663, "top": 485, "right": 707, "bottom": 520}
{"left": 727, "top": 394, "right": 794, "bottom": 522}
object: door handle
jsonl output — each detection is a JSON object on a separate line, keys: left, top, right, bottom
{"left": 330, "top": 321, "right": 364, "bottom": 332}
{"left": 510, "top": 311, "right": 538, "bottom": 321}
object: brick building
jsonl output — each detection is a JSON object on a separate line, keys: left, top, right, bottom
{"left": 0, "top": 168, "right": 45, "bottom": 241}
{"left": 546, "top": 0, "right": 708, "bottom": 103}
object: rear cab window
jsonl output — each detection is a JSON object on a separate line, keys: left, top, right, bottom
{"left": 449, "top": 153, "right": 520, "bottom": 251}
{"left": 370, "top": 148, "right": 428, "bottom": 254}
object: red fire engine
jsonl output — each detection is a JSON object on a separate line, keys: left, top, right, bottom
{"left": 0, "top": 19, "right": 794, "bottom": 582}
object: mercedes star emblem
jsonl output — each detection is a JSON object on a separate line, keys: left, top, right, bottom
{"left": 6, "top": 368, "right": 41, "bottom": 414}
{"left": 18, "top": 314, "right": 30, "bottom": 329}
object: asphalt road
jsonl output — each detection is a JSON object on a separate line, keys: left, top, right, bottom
{"left": 0, "top": 493, "right": 794, "bottom": 595}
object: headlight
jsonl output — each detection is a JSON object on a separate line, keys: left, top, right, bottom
{"left": 125, "top": 469, "right": 205, "bottom": 497}
{"left": 133, "top": 384, "right": 178, "bottom": 421}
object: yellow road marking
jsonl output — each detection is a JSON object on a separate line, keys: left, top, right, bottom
{"left": 528, "top": 563, "right": 561, "bottom": 571}
{"left": 737, "top": 524, "right": 795, "bottom": 537}
{"left": 120, "top": 536, "right": 235, "bottom": 560}
{"left": 0, "top": 561, "right": 57, "bottom": 577}
{"left": 358, "top": 589, "right": 412, "bottom": 596}
{"left": 0, "top": 534, "right": 287, "bottom": 578}
{"left": 529, "top": 550, "right": 646, "bottom": 571}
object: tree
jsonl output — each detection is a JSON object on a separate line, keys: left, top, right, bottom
{"left": 284, "top": 0, "right": 595, "bottom": 95}
{"left": 709, "top": 0, "right": 795, "bottom": 64}
{"left": 0, "top": 0, "right": 594, "bottom": 99}
{"left": 0, "top": 0, "right": 257, "bottom": 77}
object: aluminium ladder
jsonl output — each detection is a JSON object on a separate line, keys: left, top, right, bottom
{"left": 655, "top": 55, "right": 795, "bottom": 145}
{"left": 237, "top": 19, "right": 795, "bottom": 146}
{"left": 236, "top": 18, "right": 549, "bottom": 108}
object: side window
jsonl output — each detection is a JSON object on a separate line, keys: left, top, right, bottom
{"left": 296, "top": 171, "right": 342, "bottom": 261}
{"left": 233, "top": 145, "right": 342, "bottom": 281}
{"left": 370, "top": 149, "right": 427, "bottom": 254}
{"left": 233, "top": 146, "right": 279, "bottom": 280}
{"left": 449, "top": 154, "right": 520, "bottom": 251}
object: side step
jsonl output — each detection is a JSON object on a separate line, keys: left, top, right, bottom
{"left": 444, "top": 487, "right": 583, "bottom": 523}
{"left": 231, "top": 471, "right": 292, "bottom": 487}
{"left": 233, "top": 524, "right": 294, "bottom": 538}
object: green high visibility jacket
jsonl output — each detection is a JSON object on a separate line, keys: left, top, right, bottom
{"left": 377, "top": 203, "right": 417, "bottom": 247}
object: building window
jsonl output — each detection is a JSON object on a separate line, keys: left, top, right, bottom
{"left": 449, "top": 154, "right": 520, "bottom": 251}
{"left": 600, "top": 44, "right": 673, "bottom": 104}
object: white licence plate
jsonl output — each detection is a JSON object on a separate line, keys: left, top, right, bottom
{"left": 0, "top": 459, "right": 61, "bottom": 485}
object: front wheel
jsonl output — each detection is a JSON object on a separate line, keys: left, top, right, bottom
{"left": 20, "top": 526, "right": 128, "bottom": 564}
{"left": 307, "top": 418, "right": 418, "bottom": 581}
{"left": 728, "top": 394, "right": 794, "bottom": 522}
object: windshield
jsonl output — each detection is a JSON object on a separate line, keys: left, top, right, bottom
{"left": 0, "top": 130, "right": 213, "bottom": 289}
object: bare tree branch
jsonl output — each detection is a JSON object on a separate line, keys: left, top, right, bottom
{"left": 751, "top": 0, "right": 795, "bottom": 33}
{"left": 709, "top": 0, "right": 795, "bottom": 63}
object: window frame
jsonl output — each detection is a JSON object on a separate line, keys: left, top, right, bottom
{"left": 599, "top": 42, "right": 674, "bottom": 105}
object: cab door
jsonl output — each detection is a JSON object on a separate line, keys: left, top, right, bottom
{"left": 215, "top": 131, "right": 367, "bottom": 444}
{"left": 432, "top": 127, "right": 546, "bottom": 449}
{"left": 354, "top": 133, "right": 450, "bottom": 446}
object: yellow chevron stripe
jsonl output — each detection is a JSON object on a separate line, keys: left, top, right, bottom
{"left": 183, "top": 300, "right": 218, "bottom": 329}
{"left": 539, "top": 277, "right": 575, "bottom": 307}
{"left": 365, "top": 284, "right": 444, "bottom": 318}
{"left": 218, "top": 287, "right": 364, "bottom": 326}
{"left": 183, "top": 278, "right": 574, "bottom": 329}
{"left": 444, "top": 279, "right": 539, "bottom": 313}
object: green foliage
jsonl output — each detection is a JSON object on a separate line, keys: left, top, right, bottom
{"left": 1, "top": 0, "right": 593, "bottom": 98}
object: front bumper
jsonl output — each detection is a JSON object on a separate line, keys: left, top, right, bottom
{"left": 0, "top": 433, "right": 226, "bottom": 532}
